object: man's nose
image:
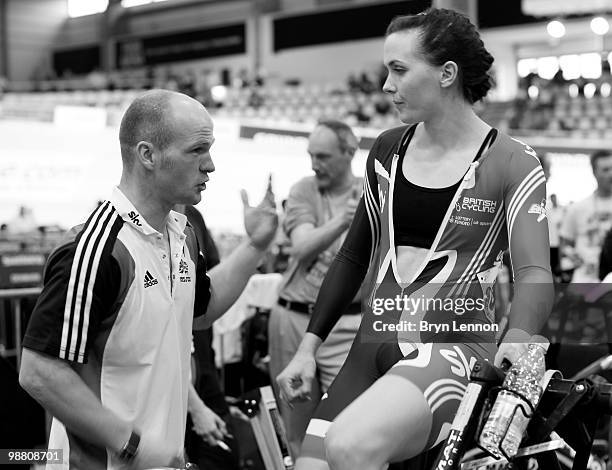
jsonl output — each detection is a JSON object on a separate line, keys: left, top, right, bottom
{"left": 201, "top": 155, "right": 215, "bottom": 173}
{"left": 382, "top": 75, "right": 394, "bottom": 94}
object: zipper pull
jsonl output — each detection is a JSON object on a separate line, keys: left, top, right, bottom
{"left": 463, "top": 161, "right": 480, "bottom": 189}
{"left": 463, "top": 161, "right": 480, "bottom": 181}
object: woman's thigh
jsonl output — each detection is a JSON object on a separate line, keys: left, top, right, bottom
{"left": 327, "top": 342, "right": 493, "bottom": 463}
{"left": 299, "top": 340, "right": 402, "bottom": 461}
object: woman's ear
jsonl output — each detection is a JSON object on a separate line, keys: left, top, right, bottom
{"left": 440, "top": 61, "right": 459, "bottom": 88}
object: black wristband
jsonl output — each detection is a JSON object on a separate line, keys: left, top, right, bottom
{"left": 117, "top": 430, "right": 140, "bottom": 462}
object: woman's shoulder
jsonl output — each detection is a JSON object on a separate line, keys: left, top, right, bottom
{"left": 484, "top": 131, "right": 541, "bottom": 172}
{"left": 482, "top": 131, "right": 547, "bottom": 195}
{"left": 366, "top": 124, "right": 412, "bottom": 165}
{"left": 498, "top": 131, "right": 537, "bottom": 152}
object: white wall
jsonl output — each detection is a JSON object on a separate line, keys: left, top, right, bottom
{"left": 7, "top": 0, "right": 67, "bottom": 81}
{"left": 0, "top": 117, "right": 366, "bottom": 233}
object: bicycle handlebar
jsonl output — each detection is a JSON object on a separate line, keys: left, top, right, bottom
{"left": 431, "top": 360, "right": 612, "bottom": 470}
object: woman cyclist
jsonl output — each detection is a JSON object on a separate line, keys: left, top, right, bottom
{"left": 277, "top": 8, "right": 554, "bottom": 470}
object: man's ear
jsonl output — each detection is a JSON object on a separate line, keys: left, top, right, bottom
{"left": 135, "top": 141, "right": 155, "bottom": 170}
{"left": 440, "top": 61, "right": 459, "bottom": 88}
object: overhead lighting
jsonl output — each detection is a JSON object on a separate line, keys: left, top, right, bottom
{"left": 569, "top": 83, "right": 579, "bottom": 98}
{"left": 584, "top": 83, "right": 597, "bottom": 99}
{"left": 547, "top": 20, "right": 566, "bottom": 39}
{"left": 517, "top": 58, "right": 538, "bottom": 78}
{"left": 528, "top": 85, "right": 540, "bottom": 100}
{"left": 121, "top": 0, "right": 168, "bottom": 7}
{"left": 591, "top": 16, "right": 610, "bottom": 35}
{"left": 537, "top": 56, "right": 560, "bottom": 79}
{"left": 68, "top": 0, "right": 108, "bottom": 17}
{"left": 211, "top": 85, "right": 228, "bottom": 103}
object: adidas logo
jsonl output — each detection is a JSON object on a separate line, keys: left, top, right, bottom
{"left": 179, "top": 259, "right": 189, "bottom": 274}
{"left": 143, "top": 270, "right": 158, "bottom": 288}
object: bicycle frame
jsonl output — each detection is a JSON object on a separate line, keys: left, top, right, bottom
{"left": 431, "top": 360, "right": 612, "bottom": 470}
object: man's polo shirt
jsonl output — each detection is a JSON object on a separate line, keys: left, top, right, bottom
{"left": 23, "top": 187, "right": 211, "bottom": 470}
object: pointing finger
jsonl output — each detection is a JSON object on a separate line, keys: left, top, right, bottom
{"left": 240, "top": 189, "right": 250, "bottom": 208}
{"left": 265, "top": 175, "right": 275, "bottom": 203}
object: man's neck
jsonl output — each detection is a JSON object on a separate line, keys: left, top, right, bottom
{"left": 327, "top": 173, "right": 356, "bottom": 197}
{"left": 596, "top": 187, "right": 612, "bottom": 199}
{"left": 118, "top": 180, "right": 171, "bottom": 233}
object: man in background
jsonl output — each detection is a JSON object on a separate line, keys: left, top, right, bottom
{"left": 560, "top": 150, "right": 612, "bottom": 283}
{"left": 268, "top": 120, "right": 365, "bottom": 458}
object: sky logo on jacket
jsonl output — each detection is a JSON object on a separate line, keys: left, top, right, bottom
{"left": 527, "top": 199, "right": 547, "bottom": 222}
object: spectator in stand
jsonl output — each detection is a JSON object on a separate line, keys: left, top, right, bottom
{"left": 179, "top": 70, "right": 197, "bottom": 98}
{"left": 6, "top": 206, "right": 38, "bottom": 235}
{"left": 347, "top": 73, "right": 361, "bottom": 93}
{"left": 87, "top": 68, "right": 108, "bottom": 90}
{"left": 547, "top": 193, "right": 565, "bottom": 279}
{"left": 561, "top": 150, "right": 612, "bottom": 283}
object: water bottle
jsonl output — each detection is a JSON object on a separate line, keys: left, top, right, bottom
{"left": 478, "top": 340, "right": 549, "bottom": 459}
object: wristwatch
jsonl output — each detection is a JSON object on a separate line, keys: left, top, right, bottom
{"left": 117, "top": 430, "right": 140, "bottom": 463}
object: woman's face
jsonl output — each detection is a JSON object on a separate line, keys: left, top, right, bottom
{"left": 382, "top": 29, "right": 444, "bottom": 124}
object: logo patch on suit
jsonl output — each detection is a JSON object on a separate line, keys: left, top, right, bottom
{"left": 528, "top": 199, "right": 547, "bottom": 222}
{"left": 128, "top": 211, "right": 142, "bottom": 227}
{"left": 144, "top": 270, "right": 158, "bottom": 288}
{"left": 179, "top": 259, "right": 191, "bottom": 283}
{"left": 440, "top": 345, "right": 477, "bottom": 378}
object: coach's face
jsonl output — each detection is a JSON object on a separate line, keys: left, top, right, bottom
{"left": 154, "top": 97, "right": 216, "bottom": 206}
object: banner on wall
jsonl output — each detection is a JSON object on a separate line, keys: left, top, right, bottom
{"left": 273, "top": 1, "right": 430, "bottom": 52}
{"left": 116, "top": 23, "right": 246, "bottom": 68}
{"left": 53, "top": 46, "right": 101, "bottom": 76}
{"left": 238, "top": 121, "right": 379, "bottom": 151}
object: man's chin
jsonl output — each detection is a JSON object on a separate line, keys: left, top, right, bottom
{"left": 315, "top": 179, "right": 330, "bottom": 190}
{"left": 183, "top": 193, "right": 202, "bottom": 205}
